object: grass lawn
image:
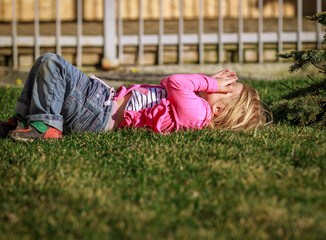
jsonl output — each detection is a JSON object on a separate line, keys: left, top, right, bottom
{"left": 0, "top": 77, "right": 325, "bottom": 239}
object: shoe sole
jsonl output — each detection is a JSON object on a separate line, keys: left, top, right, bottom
{"left": 9, "top": 134, "right": 62, "bottom": 142}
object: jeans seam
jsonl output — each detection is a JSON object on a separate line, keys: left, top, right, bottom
{"left": 47, "top": 63, "right": 61, "bottom": 114}
{"left": 90, "top": 82, "right": 100, "bottom": 101}
{"left": 89, "top": 111, "right": 103, "bottom": 132}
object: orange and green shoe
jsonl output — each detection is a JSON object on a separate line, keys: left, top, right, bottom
{"left": 9, "top": 121, "right": 62, "bottom": 142}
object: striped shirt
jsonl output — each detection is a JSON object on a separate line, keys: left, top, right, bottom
{"left": 125, "top": 87, "right": 168, "bottom": 112}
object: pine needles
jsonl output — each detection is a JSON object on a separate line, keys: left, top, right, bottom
{"left": 275, "top": 12, "right": 326, "bottom": 128}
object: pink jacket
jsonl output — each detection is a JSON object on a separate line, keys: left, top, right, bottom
{"left": 112, "top": 74, "right": 218, "bottom": 133}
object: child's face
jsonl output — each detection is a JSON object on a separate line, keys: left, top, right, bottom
{"left": 203, "top": 82, "right": 244, "bottom": 107}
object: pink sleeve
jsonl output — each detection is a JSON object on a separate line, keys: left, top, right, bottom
{"left": 160, "top": 76, "right": 169, "bottom": 86}
{"left": 164, "top": 74, "right": 218, "bottom": 128}
{"left": 163, "top": 73, "right": 218, "bottom": 92}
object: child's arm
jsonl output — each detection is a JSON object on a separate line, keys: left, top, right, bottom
{"left": 163, "top": 72, "right": 238, "bottom": 127}
{"left": 164, "top": 74, "right": 218, "bottom": 93}
{"left": 163, "top": 73, "right": 219, "bottom": 126}
{"left": 161, "top": 69, "right": 237, "bottom": 93}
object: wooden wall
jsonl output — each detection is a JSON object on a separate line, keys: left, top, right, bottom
{"left": 0, "top": 0, "right": 323, "bottom": 22}
{"left": 0, "top": 0, "right": 76, "bottom": 21}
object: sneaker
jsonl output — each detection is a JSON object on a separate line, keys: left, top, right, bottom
{"left": 0, "top": 115, "right": 27, "bottom": 138}
{"left": 9, "top": 121, "right": 62, "bottom": 142}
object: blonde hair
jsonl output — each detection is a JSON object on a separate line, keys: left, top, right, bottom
{"left": 210, "top": 84, "right": 272, "bottom": 131}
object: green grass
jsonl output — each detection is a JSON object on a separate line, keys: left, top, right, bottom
{"left": 0, "top": 78, "right": 325, "bottom": 240}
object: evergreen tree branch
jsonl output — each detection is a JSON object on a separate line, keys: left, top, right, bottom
{"left": 312, "top": 63, "right": 326, "bottom": 71}
{"left": 307, "top": 75, "right": 317, "bottom": 84}
{"left": 281, "top": 82, "right": 294, "bottom": 91}
{"left": 274, "top": 12, "right": 326, "bottom": 128}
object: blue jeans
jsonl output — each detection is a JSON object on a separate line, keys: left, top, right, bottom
{"left": 15, "top": 53, "right": 113, "bottom": 133}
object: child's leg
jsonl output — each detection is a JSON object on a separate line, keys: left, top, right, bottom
{"left": 14, "top": 53, "right": 76, "bottom": 132}
{"left": 14, "top": 53, "right": 54, "bottom": 117}
{"left": 1, "top": 54, "right": 55, "bottom": 138}
{"left": 12, "top": 53, "right": 112, "bottom": 135}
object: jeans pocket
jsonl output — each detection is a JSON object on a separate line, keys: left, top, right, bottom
{"left": 61, "top": 95, "right": 94, "bottom": 133}
{"left": 76, "top": 76, "right": 106, "bottom": 107}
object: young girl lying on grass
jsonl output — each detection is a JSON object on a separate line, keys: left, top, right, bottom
{"left": 0, "top": 53, "right": 271, "bottom": 141}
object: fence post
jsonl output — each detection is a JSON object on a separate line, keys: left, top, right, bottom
{"left": 56, "top": 0, "right": 62, "bottom": 56}
{"left": 218, "top": 0, "right": 223, "bottom": 63}
{"left": 158, "top": 0, "right": 164, "bottom": 65}
{"left": 278, "top": 0, "right": 283, "bottom": 58}
{"left": 102, "top": 0, "right": 118, "bottom": 69}
{"left": 198, "top": 0, "right": 204, "bottom": 64}
{"left": 297, "top": 0, "right": 302, "bottom": 51}
{"left": 11, "top": 0, "right": 18, "bottom": 68}
{"left": 258, "top": 0, "right": 263, "bottom": 63}
{"left": 34, "top": 0, "right": 40, "bottom": 60}
{"left": 77, "top": 0, "right": 82, "bottom": 68}
{"left": 118, "top": 0, "right": 123, "bottom": 63}
{"left": 178, "top": 0, "right": 184, "bottom": 64}
{"left": 138, "top": 0, "right": 144, "bottom": 65}
{"left": 238, "top": 0, "right": 243, "bottom": 63}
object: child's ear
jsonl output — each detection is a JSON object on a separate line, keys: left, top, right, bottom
{"left": 212, "top": 103, "right": 225, "bottom": 116}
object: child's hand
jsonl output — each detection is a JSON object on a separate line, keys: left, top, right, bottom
{"left": 210, "top": 69, "right": 238, "bottom": 93}
{"left": 210, "top": 69, "right": 237, "bottom": 79}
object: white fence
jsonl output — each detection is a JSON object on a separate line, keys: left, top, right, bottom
{"left": 0, "top": 0, "right": 324, "bottom": 68}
